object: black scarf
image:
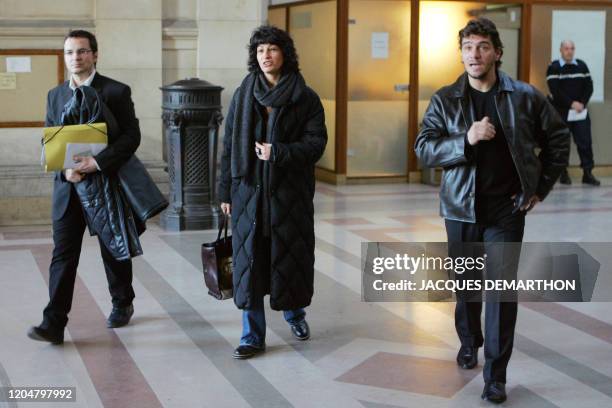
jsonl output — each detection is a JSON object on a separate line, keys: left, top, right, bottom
{"left": 230, "top": 71, "right": 305, "bottom": 177}
{"left": 253, "top": 71, "right": 305, "bottom": 108}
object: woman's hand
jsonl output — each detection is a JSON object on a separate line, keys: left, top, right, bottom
{"left": 255, "top": 142, "right": 272, "bottom": 161}
{"left": 220, "top": 202, "right": 231, "bottom": 215}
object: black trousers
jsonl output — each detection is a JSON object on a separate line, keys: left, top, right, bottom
{"left": 445, "top": 195, "right": 525, "bottom": 383}
{"left": 567, "top": 115, "right": 594, "bottom": 170}
{"left": 42, "top": 186, "right": 134, "bottom": 331}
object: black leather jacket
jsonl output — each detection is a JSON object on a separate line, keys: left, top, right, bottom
{"left": 415, "top": 71, "right": 570, "bottom": 223}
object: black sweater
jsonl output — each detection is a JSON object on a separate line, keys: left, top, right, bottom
{"left": 469, "top": 83, "right": 521, "bottom": 198}
{"left": 546, "top": 59, "right": 593, "bottom": 114}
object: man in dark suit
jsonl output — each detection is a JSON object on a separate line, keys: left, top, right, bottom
{"left": 28, "top": 30, "right": 141, "bottom": 345}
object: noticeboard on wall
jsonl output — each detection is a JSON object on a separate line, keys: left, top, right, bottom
{"left": 0, "top": 49, "right": 65, "bottom": 128}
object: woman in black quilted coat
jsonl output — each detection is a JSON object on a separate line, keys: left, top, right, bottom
{"left": 218, "top": 26, "right": 327, "bottom": 359}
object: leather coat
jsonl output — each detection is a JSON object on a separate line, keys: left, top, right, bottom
{"left": 415, "top": 71, "right": 570, "bottom": 223}
{"left": 62, "top": 86, "right": 143, "bottom": 261}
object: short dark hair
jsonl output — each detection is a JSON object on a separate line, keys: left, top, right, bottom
{"left": 247, "top": 25, "right": 299, "bottom": 74}
{"left": 64, "top": 29, "right": 98, "bottom": 53}
{"left": 458, "top": 18, "right": 503, "bottom": 68}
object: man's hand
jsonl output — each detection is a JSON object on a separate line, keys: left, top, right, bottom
{"left": 255, "top": 142, "right": 272, "bottom": 161}
{"left": 64, "top": 169, "right": 84, "bottom": 183}
{"left": 73, "top": 156, "right": 99, "bottom": 174}
{"left": 571, "top": 101, "right": 585, "bottom": 112}
{"left": 512, "top": 194, "right": 540, "bottom": 212}
{"left": 467, "top": 116, "right": 496, "bottom": 146}
{"left": 220, "top": 202, "right": 231, "bottom": 215}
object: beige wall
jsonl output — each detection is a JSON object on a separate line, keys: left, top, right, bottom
{"left": 163, "top": 0, "right": 197, "bottom": 20}
{"left": 0, "top": 0, "right": 93, "bottom": 19}
{"left": 196, "top": 0, "right": 267, "bottom": 131}
{"left": 163, "top": 0, "right": 197, "bottom": 85}
{"left": 96, "top": 0, "right": 164, "bottom": 162}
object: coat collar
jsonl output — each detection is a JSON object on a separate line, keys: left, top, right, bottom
{"left": 559, "top": 58, "right": 577, "bottom": 67}
{"left": 59, "top": 80, "right": 73, "bottom": 105}
{"left": 451, "top": 70, "right": 514, "bottom": 98}
{"left": 60, "top": 72, "right": 104, "bottom": 99}
{"left": 68, "top": 69, "right": 96, "bottom": 90}
{"left": 89, "top": 72, "right": 105, "bottom": 94}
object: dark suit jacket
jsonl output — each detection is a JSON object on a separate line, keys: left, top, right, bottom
{"left": 45, "top": 73, "right": 141, "bottom": 221}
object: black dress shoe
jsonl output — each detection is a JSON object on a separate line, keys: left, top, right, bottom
{"left": 456, "top": 346, "right": 478, "bottom": 369}
{"left": 582, "top": 170, "right": 601, "bottom": 186}
{"left": 290, "top": 320, "right": 310, "bottom": 341}
{"left": 559, "top": 170, "right": 572, "bottom": 185}
{"left": 27, "top": 326, "right": 64, "bottom": 345}
{"left": 107, "top": 304, "right": 134, "bottom": 328}
{"left": 232, "top": 344, "right": 265, "bottom": 359}
{"left": 481, "top": 381, "right": 507, "bottom": 404}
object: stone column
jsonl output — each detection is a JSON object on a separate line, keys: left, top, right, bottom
{"left": 95, "top": 0, "right": 164, "bottom": 163}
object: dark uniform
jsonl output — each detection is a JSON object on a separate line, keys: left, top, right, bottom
{"left": 546, "top": 58, "right": 599, "bottom": 185}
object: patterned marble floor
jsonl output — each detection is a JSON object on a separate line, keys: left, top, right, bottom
{"left": 1, "top": 179, "right": 611, "bottom": 407}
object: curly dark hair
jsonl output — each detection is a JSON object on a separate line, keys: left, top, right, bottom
{"left": 247, "top": 25, "right": 299, "bottom": 74}
{"left": 64, "top": 29, "right": 98, "bottom": 53}
{"left": 458, "top": 18, "right": 503, "bottom": 68}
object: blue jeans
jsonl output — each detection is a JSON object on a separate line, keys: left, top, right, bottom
{"left": 240, "top": 296, "right": 305, "bottom": 347}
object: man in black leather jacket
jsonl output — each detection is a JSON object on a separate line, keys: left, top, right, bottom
{"left": 415, "top": 18, "right": 569, "bottom": 404}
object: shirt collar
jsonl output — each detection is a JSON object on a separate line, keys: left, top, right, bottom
{"left": 69, "top": 69, "right": 96, "bottom": 90}
{"left": 559, "top": 58, "right": 577, "bottom": 67}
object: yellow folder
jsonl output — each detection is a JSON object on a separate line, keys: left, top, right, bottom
{"left": 41, "top": 123, "right": 108, "bottom": 172}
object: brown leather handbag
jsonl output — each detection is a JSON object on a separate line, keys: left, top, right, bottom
{"left": 201, "top": 215, "right": 233, "bottom": 300}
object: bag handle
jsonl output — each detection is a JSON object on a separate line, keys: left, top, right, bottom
{"left": 41, "top": 122, "right": 107, "bottom": 146}
{"left": 41, "top": 86, "right": 106, "bottom": 146}
{"left": 216, "top": 214, "right": 229, "bottom": 241}
{"left": 86, "top": 87, "right": 103, "bottom": 124}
